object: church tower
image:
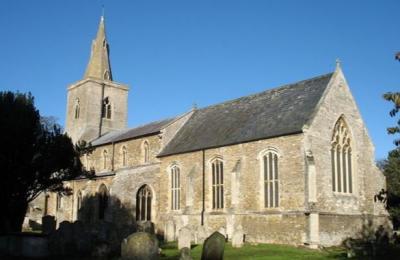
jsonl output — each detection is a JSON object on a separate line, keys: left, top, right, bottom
{"left": 65, "top": 16, "right": 129, "bottom": 143}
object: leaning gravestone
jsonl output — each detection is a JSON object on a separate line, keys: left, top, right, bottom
{"left": 178, "top": 226, "right": 191, "bottom": 250}
{"left": 201, "top": 231, "right": 225, "bottom": 260}
{"left": 121, "top": 232, "right": 159, "bottom": 260}
{"left": 231, "top": 225, "right": 244, "bottom": 248}
{"left": 179, "top": 247, "right": 192, "bottom": 260}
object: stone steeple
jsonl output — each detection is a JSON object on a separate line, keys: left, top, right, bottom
{"left": 65, "top": 16, "right": 128, "bottom": 144}
{"left": 84, "top": 16, "right": 113, "bottom": 81}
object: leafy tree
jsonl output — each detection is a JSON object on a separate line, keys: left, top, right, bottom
{"left": 379, "top": 53, "right": 400, "bottom": 229}
{"left": 0, "top": 91, "right": 85, "bottom": 233}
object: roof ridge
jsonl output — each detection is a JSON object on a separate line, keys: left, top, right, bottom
{"left": 198, "top": 72, "right": 334, "bottom": 112}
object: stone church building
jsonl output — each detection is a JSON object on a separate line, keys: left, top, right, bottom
{"left": 26, "top": 16, "right": 389, "bottom": 247}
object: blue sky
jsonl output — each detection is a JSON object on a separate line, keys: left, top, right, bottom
{"left": 0, "top": 0, "right": 399, "bottom": 160}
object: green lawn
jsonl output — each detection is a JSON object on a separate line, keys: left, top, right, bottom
{"left": 160, "top": 242, "right": 347, "bottom": 260}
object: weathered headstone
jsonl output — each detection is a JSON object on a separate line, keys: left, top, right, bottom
{"left": 178, "top": 226, "right": 191, "bottom": 250}
{"left": 231, "top": 225, "right": 244, "bottom": 248}
{"left": 201, "top": 231, "right": 225, "bottom": 260}
{"left": 218, "top": 227, "right": 227, "bottom": 241}
{"left": 121, "top": 232, "right": 159, "bottom": 260}
{"left": 195, "top": 226, "right": 208, "bottom": 244}
{"left": 165, "top": 220, "right": 175, "bottom": 242}
{"left": 42, "top": 215, "right": 56, "bottom": 234}
{"left": 137, "top": 221, "right": 155, "bottom": 234}
{"left": 179, "top": 247, "right": 192, "bottom": 260}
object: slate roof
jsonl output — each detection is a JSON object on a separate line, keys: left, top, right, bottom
{"left": 158, "top": 72, "right": 333, "bottom": 157}
{"left": 91, "top": 117, "right": 175, "bottom": 146}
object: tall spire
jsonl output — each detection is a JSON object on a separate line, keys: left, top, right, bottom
{"left": 84, "top": 15, "right": 113, "bottom": 81}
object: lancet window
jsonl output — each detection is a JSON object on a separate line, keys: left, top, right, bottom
{"left": 211, "top": 158, "right": 224, "bottom": 209}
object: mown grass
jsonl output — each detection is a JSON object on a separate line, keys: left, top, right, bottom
{"left": 160, "top": 242, "right": 347, "bottom": 260}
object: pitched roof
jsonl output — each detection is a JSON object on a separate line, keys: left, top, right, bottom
{"left": 158, "top": 72, "right": 333, "bottom": 157}
{"left": 91, "top": 117, "right": 175, "bottom": 146}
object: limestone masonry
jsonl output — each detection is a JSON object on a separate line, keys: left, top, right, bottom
{"left": 26, "top": 16, "right": 390, "bottom": 247}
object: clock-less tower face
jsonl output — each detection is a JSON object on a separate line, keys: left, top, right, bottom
{"left": 65, "top": 16, "right": 129, "bottom": 144}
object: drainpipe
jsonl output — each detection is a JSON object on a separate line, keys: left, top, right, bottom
{"left": 111, "top": 141, "right": 115, "bottom": 172}
{"left": 201, "top": 149, "right": 205, "bottom": 225}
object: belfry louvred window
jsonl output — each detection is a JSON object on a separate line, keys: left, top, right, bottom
{"left": 101, "top": 97, "right": 111, "bottom": 119}
{"left": 211, "top": 158, "right": 224, "bottom": 209}
{"left": 331, "top": 117, "right": 353, "bottom": 194}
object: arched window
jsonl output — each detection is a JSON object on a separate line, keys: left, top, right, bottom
{"left": 143, "top": 141, "right": 150, "bottom": 163}
{"left": 74, "top": 98, "right": 80, "bottom": 119}
{"left": 121, "top": 146, "right": 127, "bottom": 167}
{"left": 331, "top": 117, "right": 353, "bottom": 193}
{"left": 101, "top": 97, "right": 112, "bottom": 119}
{"left": 98, "top": 184, "right": 108, "bottom": 220}
{"left": 103, "top": 150, "right": 108, "bottom": 170}
{"left": 104, "top": 70, "right": 110, "bottom": 80}
{"left": 262, "top": 150, "right": 279, "bottom": 208}
{"left": 211, "top": 158, "right": 224, "bottom": 209}
{"left": 136, "top": 185, "right": 152, "bottom": 221}
{"left": 171, "top": 165, "right": 181, "bottom": 210}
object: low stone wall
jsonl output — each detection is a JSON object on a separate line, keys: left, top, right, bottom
{"left": 0, "top": 233, "right": 49, "bottom": 258}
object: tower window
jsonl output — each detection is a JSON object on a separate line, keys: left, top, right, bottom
{"left": 74, "top": 99, "right": 80, "bottom": 119}
{"left": 102, "top": 97, "right": 112, "bottom": 119}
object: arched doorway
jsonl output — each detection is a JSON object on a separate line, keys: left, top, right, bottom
{"left": 136, "top": 185, "right": 152, "bottom": 221}
{"left": 98, "top": 184, "right": 109, "bottom": 220}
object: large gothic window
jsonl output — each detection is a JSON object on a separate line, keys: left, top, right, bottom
{"left": 101, "top": 97, "right": 111, "bottom": 119}
{"left": 74, "top": 98, "right": 80, "bottom": 119}
{"left": 263, "top": 150, "right": 279, "bottom": 208}
{"left": 136, "top": 185, "right": 152, "bottom": 221}
{"left": 331, "top": 117, "right": 353, "bottom": 193}
{"left": 98, "top": 184, "right": 109, "bottom": 220}
{"left": 171, "top": 165, "right": 181, "bottom": 210}
{"left": 211, "top": 158, "right": 224, "bottom": 209}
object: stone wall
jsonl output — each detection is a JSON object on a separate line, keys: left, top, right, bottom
{"left": 158, "top": 134, "right": 306, "bottom": 244}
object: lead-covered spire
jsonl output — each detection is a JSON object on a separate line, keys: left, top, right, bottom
{"left": 84, "top": 16, "right": 113, "bottom": 80}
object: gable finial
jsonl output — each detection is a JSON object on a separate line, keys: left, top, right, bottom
{"left": 101, "top": 3, "right": 105, "bottom": 20}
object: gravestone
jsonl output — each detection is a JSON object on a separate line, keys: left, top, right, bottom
{"left": 165, "top": 220, "right": 175, "bottom": 242}
{"left": 42, "top": 215, "right": 56, "bottom": 234}
{"left": 179, "top": 247, "right": 192, "bottom": 260}
{"left": 218, "top": 227, "right": 227, "bottom": 240}
{"left": 121, "top": 232, "right": 159, "bottom": 260}
{"left": 231, "top": 225, "right": 244, "bottom": 248}
{"left": 201, "top": 231, "right": 225, "bottom": 260}
{"left": 195, "top": 226, "right": 208, "bottom": 244}
{"left": 137, "top": 221, "right": 155, "bottom": 234}
{"left": 178, "top": 226, "right": 191, "bottom": 250}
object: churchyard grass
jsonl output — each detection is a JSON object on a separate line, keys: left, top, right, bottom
{"left": 160, "top": 242, "right": 347, "bottom": 259}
